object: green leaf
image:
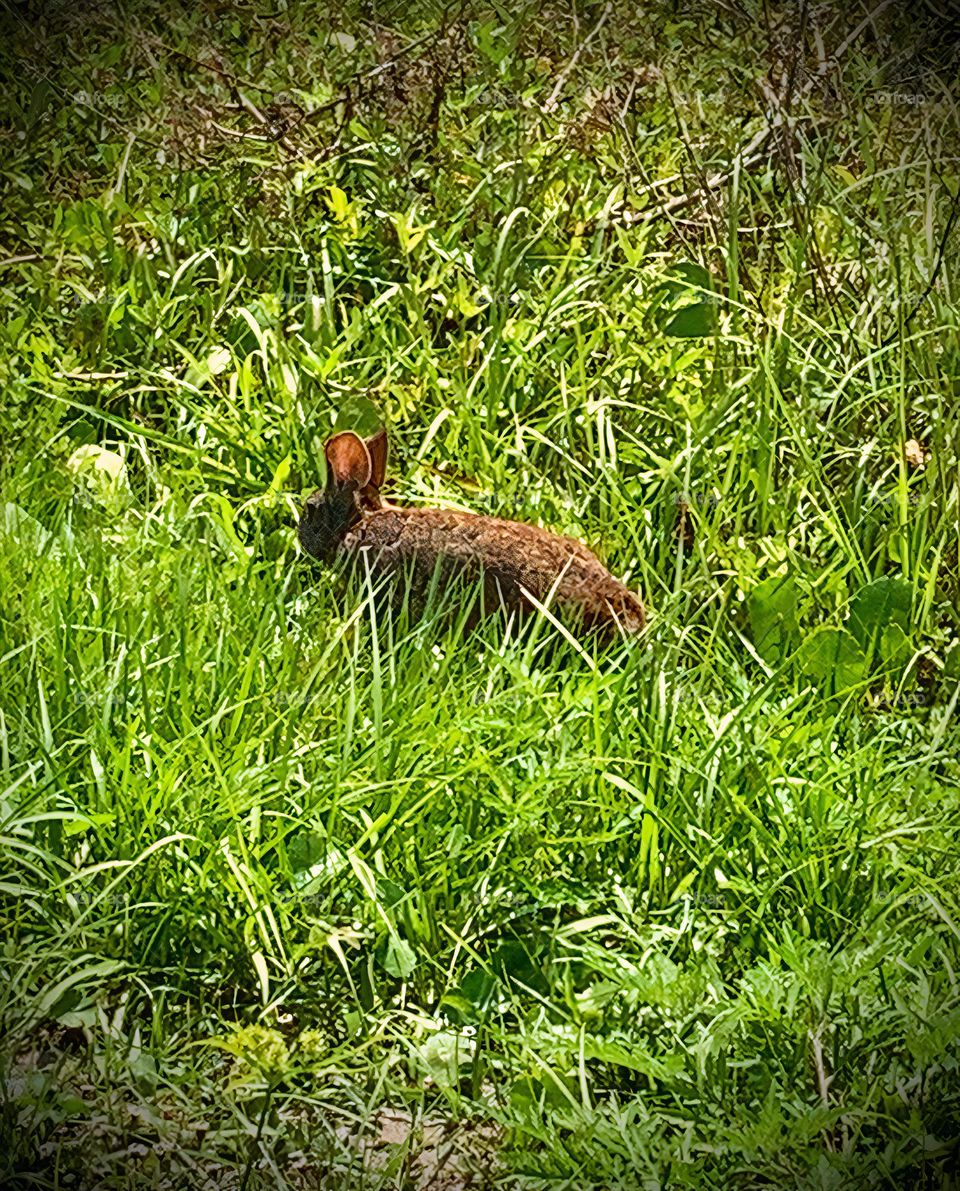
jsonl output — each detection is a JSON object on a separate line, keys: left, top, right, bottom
{"left": 666, "top": 260, "right": 714, "bottom": 292}
{"left": 62, "top": 812, "right": 115, "bottom": 838}
{"left": 465, "top": 967, "right": 497, "bottom": 1001}
{"left": 56, "top": 1094, "right": 88, "bottom": 1116}
{"left": 438, "top": 993, "right": 476, "bottom": 1022}
{"left": 798, "top": 628, "right": 867, "bottom": 690}
{"left": 288, "top": 829, "right": 327, "bottom": 874}
{"left": 333, "top": 394, "right": 384, "bottom": 437}
{"left": 182, "top": 345, "right": 232, "bottom": 390}
{"left": 378, "top": 935, "right": 417, "bottom": 979}
{"left": 441, "top": 968, "right": 497, "bottom": 1022}
{"left": 651, "top": 261, "right": 715, "bottom": 303}
{"left": 749, "top": 574, "right": 799, "bottom": 662}
{"left": 650, "top": 260, "right": 719, "bottom": 337}
{"left": 847, "top": 577, "right": 912, "bottom": 647}
{"left": 490, "top": 939, "right": 541, "bottom": 986}
{"left": 509, "top": 1071, "right": 577, "bottom": 1111}
{"left": 2, "top": 502, "right": 52, "bottom": 554}
{"left": 662, "top": 300, "right": 718, "bottom": 337}
{"left": 580, "top": 1036, "right": 686, "bottom": 1081}
{"left": 289, "top": 834, "right": 348, "bottom": 892}
{"left": 472, "top": 18, "right": 511, "bottom": 63}
{"left": 377, "top": 877, "right": 405, "bottom": 909}
{"left": 57, "top": 1005, "right": 96, "bottom": 1031}
{"left": 880, "top": 622, "right": 911, "bottom": 667}
{"left": 326, "top": 184, "right": 350, "bottom": 222}
{"left": 416, "top": 1029, "right": 475, "bottom": 1090}
{"left": 48, "top": 986, "right": 83, "bottom": 1021}
{"left": 26, "top": 81, "right": 53, "bottom": 129}
{"left": 329, "top": 30, "right": 357, "bottom": 52}
{"left": 129, "top": 1051, "right": 159, "bottom": 1095}
{"left": 37, "top": 960, "right": 124, "bottom": 1019}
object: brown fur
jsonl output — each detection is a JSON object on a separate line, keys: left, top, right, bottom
{"left": 299, "top": 430, "right": 645, "bottom": 637}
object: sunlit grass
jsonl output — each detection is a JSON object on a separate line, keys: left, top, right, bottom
{"left": 1, "top": 2, "right": 959, "bottom": 1187}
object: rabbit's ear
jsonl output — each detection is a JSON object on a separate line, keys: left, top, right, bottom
{"left": 365, "top": 428, "right": 388, "bottom": 489}
{"left": 325, "top": 431, "right": 372, "bottom": 489}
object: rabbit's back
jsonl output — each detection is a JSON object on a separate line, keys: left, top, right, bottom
{"left": 343, "top": 506, "right": 644, "bottom": 634}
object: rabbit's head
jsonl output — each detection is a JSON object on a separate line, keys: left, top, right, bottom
{"left": 298, "top": 429, "right": 388, "bottom": 561}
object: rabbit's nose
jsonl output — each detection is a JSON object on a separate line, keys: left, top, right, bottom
{"left": 303, "top": 490, "right": 325, "bottom": 511}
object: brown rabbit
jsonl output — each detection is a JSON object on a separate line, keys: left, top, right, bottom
{"left": 299, "top": 429, "right": 645, "bottom": 637}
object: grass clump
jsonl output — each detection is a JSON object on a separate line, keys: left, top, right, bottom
{"left": 1, "top": 2, "right": 959, "bottom": 1187}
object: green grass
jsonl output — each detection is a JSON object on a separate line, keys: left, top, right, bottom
{"left": 2, "top": 2, "right": 960, "bottom": 1187}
